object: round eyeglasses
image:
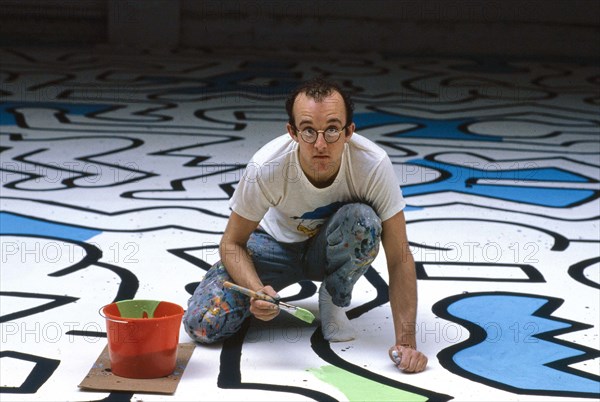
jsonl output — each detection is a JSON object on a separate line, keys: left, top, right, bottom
{"left": 294, "top": 125, "right": 348, "bottom": 144}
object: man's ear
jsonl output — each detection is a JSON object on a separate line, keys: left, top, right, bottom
{"left": 344, "top": 123, "right": 355, "bottom": 142}
{"left": 287, "top": 123, "right": 299, "bottom": 142}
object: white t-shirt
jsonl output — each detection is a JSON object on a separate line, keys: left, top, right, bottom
{"left": 230, "top": 133, "right": 406, "bottom": 243}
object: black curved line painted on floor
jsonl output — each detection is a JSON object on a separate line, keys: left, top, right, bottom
{"left": 0, "top": 351, "right": 60, "bottom": 394}
{"left": 3, "top": 134, "right": 155, "bottom": 190}
{"left": 218, "top": 318, "right": 337, "bottom": 402}
{"left": 169, "top": 244, "right": 217, "bottom": 272}
{"left": 121, "top": 164, "right": 247, "bottom": 201}
{"left": 281, "top": 280, "right": 318, "bottom": 303}
{"left": 214, "top": 267, "right": 445, "bottom": 401}
{"left": 65, "top": 330, "right": 106, "bottom": 338}
{"left": 94, "top": 261, "right": 140, "bottom": 302}
{"left": 2, "top": 233, "right": 139, "bottom": 302}
{"left": 383, "top": 139, "right": 600, "bottom": 156}
{"left": 568, "top": 256, "right": 600, "bottom": 290}
{"left": 415, "top": 261, "right": 546, "bottom": 283}
{"left": 406, "top": 217, "right": 570, "bottom": 251}
{"left": 3, "top": 233, "right": 102, "bottom": 275}
{"left": 310, "top": 329, "right": 453, "bottom": 401}
{"left": 185, "top": 281, "right": 201, "bottom": 296}
{"left": 0, "top": 292, "right": 79, "bottom": 323}
{"left": 312, "top": 266, "right": 453, "bottom": 401}
{"left": 347, "top": 266, "right": 389, "bottom": 320}
{"left": 402, "top": 199, "right": 600, "bottom": 223}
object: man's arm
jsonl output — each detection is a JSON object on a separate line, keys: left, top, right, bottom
{"left": 219, "top": 211, "right": 279, "bottom": 321}
{"left": 381, "top": 210, "right": 428, "bottom": 373}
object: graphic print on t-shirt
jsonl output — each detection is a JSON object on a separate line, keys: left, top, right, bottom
{"left": 292, "top": 201, "right": 348, "bottom": 237}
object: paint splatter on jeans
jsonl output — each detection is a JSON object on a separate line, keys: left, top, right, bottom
{"left": 182, "top": 262, "right": 252, "bottom": 343}
{"left": 321, "top": 203, "right": 382, "bottom": 307}
{"left": 183, "top": 203, "right": 382, "bottom": 344}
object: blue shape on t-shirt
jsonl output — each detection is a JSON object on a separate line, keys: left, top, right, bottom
{"left": 296, "top": 202, "right": 348, "bottom": 220}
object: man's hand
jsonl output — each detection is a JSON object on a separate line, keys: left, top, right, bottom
{"left": 389, "top": 345, "right": 428, "bottom": 373}
{"left": 249, "top": 285, "right": 280, "bottom": 321}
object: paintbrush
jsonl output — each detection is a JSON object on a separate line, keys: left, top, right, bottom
{"left": 223, "top": 281, "right": 315, "bottom": 324}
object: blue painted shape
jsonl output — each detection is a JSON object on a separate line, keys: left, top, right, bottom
{"left": 353, "top": 112, "right": 409, "bottom": 128}
{"left": 353, "top": 112, "right": 502, "bottom": 142}
{"left": 0, "top": 212, "right": 101, "bottom": 241}
{"left": 447, "top": 294, "right": 600, "bottom": 394}
{"left": 0, "top": 102, "right": 114, "bottom": 126}
{"left": 402, "top": 159, "right": 594, "bottom": 207}
{"left": 144, "top": 70, "right": 300, "bottom": 97}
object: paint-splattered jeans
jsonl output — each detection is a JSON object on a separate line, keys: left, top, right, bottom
{"left": 183, "top": 203, "right": 382, "bottom": 344}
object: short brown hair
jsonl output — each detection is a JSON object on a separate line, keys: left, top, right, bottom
{"left": 285, "top": 77, "right": 354, "bottom": 127}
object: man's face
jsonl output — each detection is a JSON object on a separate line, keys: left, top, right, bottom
{"left": 287, "top": 91, "right": 355, "bottom": 187}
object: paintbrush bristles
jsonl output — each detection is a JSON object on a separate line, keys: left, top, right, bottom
{"left": 291, "top": 307, "right": 316, "bottom": 324}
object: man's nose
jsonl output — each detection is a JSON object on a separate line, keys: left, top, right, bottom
{"left": 314, "top": 133, "right": 328, "bottom": 149}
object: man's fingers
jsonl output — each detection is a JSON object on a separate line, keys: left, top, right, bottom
{"left": 415, "top": 355, "right": 428, "bottom": 372}
{"left": 398, "top": 352, "right": 414, "bottom": 372}
{"left": 250, "top": 297, "right": 279, "bottom": 321}
{"left": 389, "top": 346, "right": 428, "bottom": 373}
{"left": 259, "top": 285, "right": 279, "bottom": 299}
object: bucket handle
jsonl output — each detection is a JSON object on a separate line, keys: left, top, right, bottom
{"left": 98, "top": 305, "right": 130, "bottom": 324}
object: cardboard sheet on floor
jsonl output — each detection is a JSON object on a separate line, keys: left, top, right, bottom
{"left": 78, "top": 343, "right": 195, "bottom": 394}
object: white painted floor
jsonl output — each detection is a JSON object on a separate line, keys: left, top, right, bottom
{"left": 1, "top": 47, "right": 599, "bottom": 401}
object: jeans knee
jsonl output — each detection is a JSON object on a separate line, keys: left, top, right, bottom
{"left": 183, "top": 310, "right": 211, "bottom": 344}
{"left": 333, "top": 203, "right": 381, "bottom": 243}
{"left": 183, "top": 308, "right": 234, "bottom": 344}
{"left": 184, "top": 280, "right": 251, "bottom": 344}
{"left": 324, "top": 203, "right": 381, "bottom": 271}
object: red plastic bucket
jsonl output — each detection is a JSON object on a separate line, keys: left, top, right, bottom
{"left": 102, "top": 300, "right": 184, "bottom": 379}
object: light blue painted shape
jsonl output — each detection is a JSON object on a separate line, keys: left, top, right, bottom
{"left": 403, "top": 159, "right": 594, "bottom": 207}
{"left": 448, "top": 294, "right": 600, "bottom": 394}
{"left": 0, "top": 102, "right": 114, "bottom": 126}
{"left": 143, "top": 68, "right": 300, "bottom": 97}
{"left": 0, "top": 212, "right": 101, "bottom": 241}
{"left": 353, "top": 112, "right": 502, "bottom": 142}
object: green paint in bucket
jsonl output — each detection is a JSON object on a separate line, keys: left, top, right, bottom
{"left": 116, "top": 299, "right": 161, "bottom": 319}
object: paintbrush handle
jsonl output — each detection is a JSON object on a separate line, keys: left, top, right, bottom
{"left": 224, "top": 281, "right": 314, "bottom": 323}
{"left": 223, "top": 281, "right": 276, "bottom": 303}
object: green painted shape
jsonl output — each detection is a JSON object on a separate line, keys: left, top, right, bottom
{"left": 116, "top": 300, "right": 161, "bottom": 318}
{"left": 308, "top": 365, "right": 427, "bottom": 402}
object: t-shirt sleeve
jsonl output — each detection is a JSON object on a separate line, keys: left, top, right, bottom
{"left": 365, "top": 156, "right": 406, "bottom": 221}
{"left": 229, "top": 161, "right": 274, "bottom": 222}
